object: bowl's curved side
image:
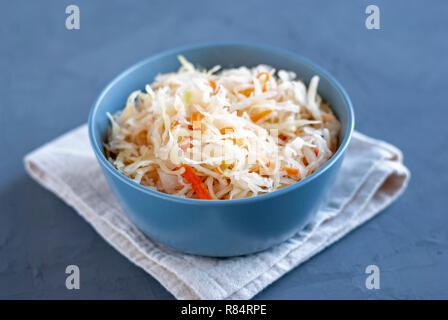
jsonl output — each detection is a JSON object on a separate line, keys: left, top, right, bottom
{"left": 88, "top": 43, "right": 354, "bottom": 257}
{"left": 97, "top": 151, "right": 345, "bottom": 257}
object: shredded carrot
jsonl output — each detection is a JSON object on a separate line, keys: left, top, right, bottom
{"left": 257, "top": 72, "right": 270, "bottom": 81}
{"left": 191, "top": 112, "right": 203, "bottom": 122}
{"left": 191, "top": 112, "right": 203, "bottom": 131}
{"left": 282, "top": 167, "right": 300, "bottom": 176}
{"left": 238, "top": 88, "right": 253, "bottom": 97}
{"left": 251, "top": 109, "right": 272, "bottom": 123}
{"left": 170, "top": 120, "right": 179, "bottom": 128}
{"left": 213, "top": 167, "right": 222, "bottom": 175}
{"left": 322, "top": 113, "right": 336, "bottom": 122}
{"left": 220, "top": 161, "right": 231, "bottom": 171}
{"left": 179, "top": 165, "right": 213, "bottom": 200}
{"left": 219, "top": 126, "right": 234, "bottom": 135}
{"left": 234, "top": 138, "right": 245, "bottom": 146}
{"left": 314, "top": 149, "right": 319, "bottom": 156}
{"left": 134, "top": 130, "right": 147, "bottom": 145}
{"left": 279, "top": 133, "right": 289, "bottom": 142}
{"left": 209, "top": 80, "right": 220, "bottom": 94}
{"left": 303, "top": 157, "right": 309, "bottom": 166}
{"left": 259, "top": 160, "right": 273, "bottom": 176}
{"left": 248, "top": 167, "right": 258, "bottom": 174}
{"left": 239, "top": 74, "right": 269, "bottom": 95}
{"left": 209, "top": 80, "right": 216, "bottom": 91}
{"left": 257, "top": 72, "right": 270, "bottom": 92}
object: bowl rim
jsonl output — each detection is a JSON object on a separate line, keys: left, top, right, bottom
{"left": 88, "top": 42, "right": 355, "bottom": 206}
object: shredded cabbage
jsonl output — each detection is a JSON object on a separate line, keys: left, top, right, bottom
{"left": 105, "top": 56, "right": 341, "bottom": 200}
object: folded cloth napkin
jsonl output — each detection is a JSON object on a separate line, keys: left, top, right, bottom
{"left": 24, "top": 125, "right": 410, "bottom": 300}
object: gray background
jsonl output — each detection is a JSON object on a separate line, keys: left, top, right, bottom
{"left": 0, "top": 0, "right": 447, "bottom": 299}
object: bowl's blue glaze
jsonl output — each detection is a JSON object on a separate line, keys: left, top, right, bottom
{"left": 88, "top": 43, "right": 354, "bottom": 257}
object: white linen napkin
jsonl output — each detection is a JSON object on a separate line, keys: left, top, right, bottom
{"left": 24, "top": 125, "right": 410, "bottom": 300}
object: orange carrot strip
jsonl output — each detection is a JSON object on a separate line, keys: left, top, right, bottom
{"left": 248, "top": 168, "right": 258, "bottom": 174}
{"left": 257, "top": 72, "right": 270, "bottom": 81}
{"left": 191, "top": 112, "right": 204, "bottom": 122}
{"left": 180, "top": 165, "right": 213, "bottom": 200}
{"left": 259, "top": 160, "right": 273, "bottom": 176}
{"left": 238, "top": 88, "right": 253, "bottom": 97}
{"left": 209, "top": 80, "right": 220, "bottom": 94}
{"left": 279, "top": 134, "right": 289, "bottom": 142}
{"left": 257, "top": 72, "right": 270, "bottom": 92}
{"left": 303, "top": 157, "right": 309, "bottom": 166}
{"left": 191, "top": 112, "right": 203, "bottom": 131}
{"left": 134, "top": 130, "right": 147, "bottom": 145}
{"left": 250, "top": 109, "right": 272, "bottom": 123}
{"left": 282, "top": 167, "right": 300, "bottom": 176}
{"left": 314, "top": 149, "right": 319, "bottom": 156}
{"left": 209, "top": 80, "right": 216, "bottom": 91}
{"left": 219, "top": 126, "right": 234, "bottom": 135}
{"left": 322, "top": 113, "right": 336, "bottom": 122}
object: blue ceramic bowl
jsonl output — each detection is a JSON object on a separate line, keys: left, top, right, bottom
{"left": 88, "top": 43, "right": 354, "bottom": 257}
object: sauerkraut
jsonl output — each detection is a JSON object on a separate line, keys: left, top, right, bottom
{"left": 105, "top": 56, "right": 341, "bottom": 200}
